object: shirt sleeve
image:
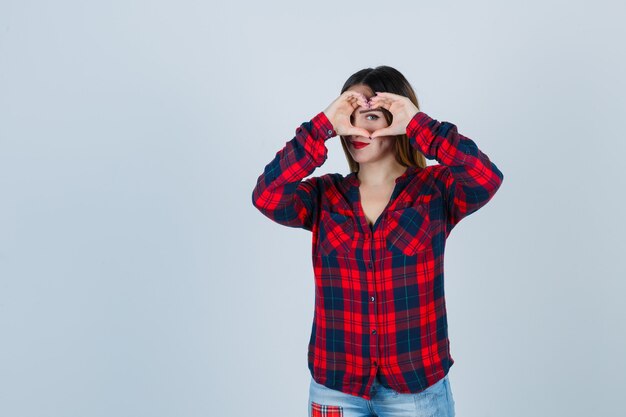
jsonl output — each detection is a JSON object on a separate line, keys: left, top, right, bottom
{"left": 406, "top": 111, "right": 504, "bottom": 228}
{"left": 251, "top": 111, "right": 337, "bottom": 231}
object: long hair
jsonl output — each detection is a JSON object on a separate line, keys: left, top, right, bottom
{"left": 339, "top": 66, "right": 427, "bottom": 173}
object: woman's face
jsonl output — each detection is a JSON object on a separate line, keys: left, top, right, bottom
{"left": 344, "top": 84, "right": 397, "bottom": 166}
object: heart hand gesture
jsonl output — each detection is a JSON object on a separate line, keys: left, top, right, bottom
{"left": 323, "top": 91, "right": 373, "bottom": 139}
{"left": 367, "top": 92, "right": 421, "bottom": 139}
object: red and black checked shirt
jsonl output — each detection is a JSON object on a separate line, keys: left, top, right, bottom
{"left": 252, "top": 110, "right": 504, "bottom": 400}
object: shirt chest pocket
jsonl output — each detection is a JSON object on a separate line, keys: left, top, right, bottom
{"left": 385, "top": 204, "right": 434, "bottom": 256}
{"left": 319, "top": 211, "right": 355, "bottom": 256}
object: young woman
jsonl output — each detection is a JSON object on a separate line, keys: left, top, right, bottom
{"left": 252, "top": 66, "right": 504, "bottom": 417}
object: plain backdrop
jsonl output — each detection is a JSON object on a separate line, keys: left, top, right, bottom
{"left": 1, "top": 1, "right": 625, "bottom": 416}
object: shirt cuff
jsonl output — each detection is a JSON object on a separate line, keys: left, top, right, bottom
{"left": 311, "top": 111, "right": 337, "bottom": 141}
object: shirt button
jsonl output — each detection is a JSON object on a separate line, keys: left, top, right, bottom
{"left": 372, "top": 329, "right": 377, "bottom": 335}
{"left": 370, "top": 296, "right": 375, "bottom": 302}
{"left": 368, "top": 262, "right": 373, "bottom": 269}
{"left": 327, "top": 129, "right": 333, "bottom": 135}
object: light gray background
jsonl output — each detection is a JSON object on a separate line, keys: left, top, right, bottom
{"left": 1, "top": 1, "right": 624, "bottom": 416}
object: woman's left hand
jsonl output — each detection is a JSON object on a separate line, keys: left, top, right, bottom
{"left": 367, "top": 92, "right": 421, "bottom": 139}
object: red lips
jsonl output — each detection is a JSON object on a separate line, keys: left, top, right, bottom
{"left": 350, "top": 140, "right": 370, "bottom": 149}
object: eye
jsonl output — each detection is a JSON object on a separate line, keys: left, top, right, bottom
{"left": 365, "top": 114, "right": 379, "bottom": 121}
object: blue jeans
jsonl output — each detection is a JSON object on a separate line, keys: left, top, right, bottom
{"left": 308, "top": 374, "right": 456, "bottom": 417}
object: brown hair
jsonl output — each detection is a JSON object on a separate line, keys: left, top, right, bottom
{"left": 339, "top": 66, "right": 427, "bottom": 173}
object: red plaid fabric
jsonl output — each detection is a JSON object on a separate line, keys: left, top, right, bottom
{"left": 311, "top": 402, "right": 343, "bottom": 417}
{"left": 252, "top": 110, "right": 504, "bottom": 400}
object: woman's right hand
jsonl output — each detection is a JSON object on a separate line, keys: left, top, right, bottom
{"left": 323, "top": 91, "right": 373, "bottom": 139}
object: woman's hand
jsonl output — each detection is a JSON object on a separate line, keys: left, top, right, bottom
{"left": 367, "top": 92, "right": 420, "bottom": 139}
{"left": 323, "top": 91, "right": 373, "bottom": 139}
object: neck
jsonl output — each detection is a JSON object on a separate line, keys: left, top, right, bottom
{"left": 356, "top": 159, "right": 408, "bottom": 187}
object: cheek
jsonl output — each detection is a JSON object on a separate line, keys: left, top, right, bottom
{"left": 377, "top": 137, "right": 396, "bottom": 150}
{"left": 375, "top": 136, "right": 394, "bottom": 144}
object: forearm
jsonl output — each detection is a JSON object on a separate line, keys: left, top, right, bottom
{"left": 406, "top": 111, "right": 504, "bottom": 223}
{"left": 251, "top": 111, "right": 336, "bottom": 228}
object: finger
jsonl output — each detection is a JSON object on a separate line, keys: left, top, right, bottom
{"left": 373, "top": 91, "right": 402, "bottom": 99}
{"left": 344, "top": 127, "right": 372, "bottom": 138}
{"left": 348, "top": 92, "right": 369, "bottom": 105}
{"left": 370, "top": 126, "right": 394, "bottom": 139}
{"left": 344, "top": 91, "right": 366, "bottom": 102}
{"left": 351, "top": 93, "right": 370, "bottom": 108}
{"left": 369, "top": 94, "right": 393, "bottom": 103}
{"left": 343, "top": 93, "right": 358, "bottom": 106}
{"left": 346, "top": 95, "right": 361, "bottom": 109}
{"left": 345, "top": 90, "right": 369, "bottom": 103}
{"left": 368, "top": 98, "right": 391, "bottom": 110}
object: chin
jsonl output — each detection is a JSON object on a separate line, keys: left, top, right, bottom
{"left": 352, "top": 157, "right": 372, "bottom": 164}
{"left": 348, "top": 153, "right": 366, "bottom": 162}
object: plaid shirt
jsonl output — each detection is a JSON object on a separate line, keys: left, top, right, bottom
{"left": 252, "top": 110, "right": 504, "bottom": 400}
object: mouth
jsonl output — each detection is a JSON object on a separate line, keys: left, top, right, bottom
{"left": 349, "top": 139, "right": 370, "bottom": 149}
